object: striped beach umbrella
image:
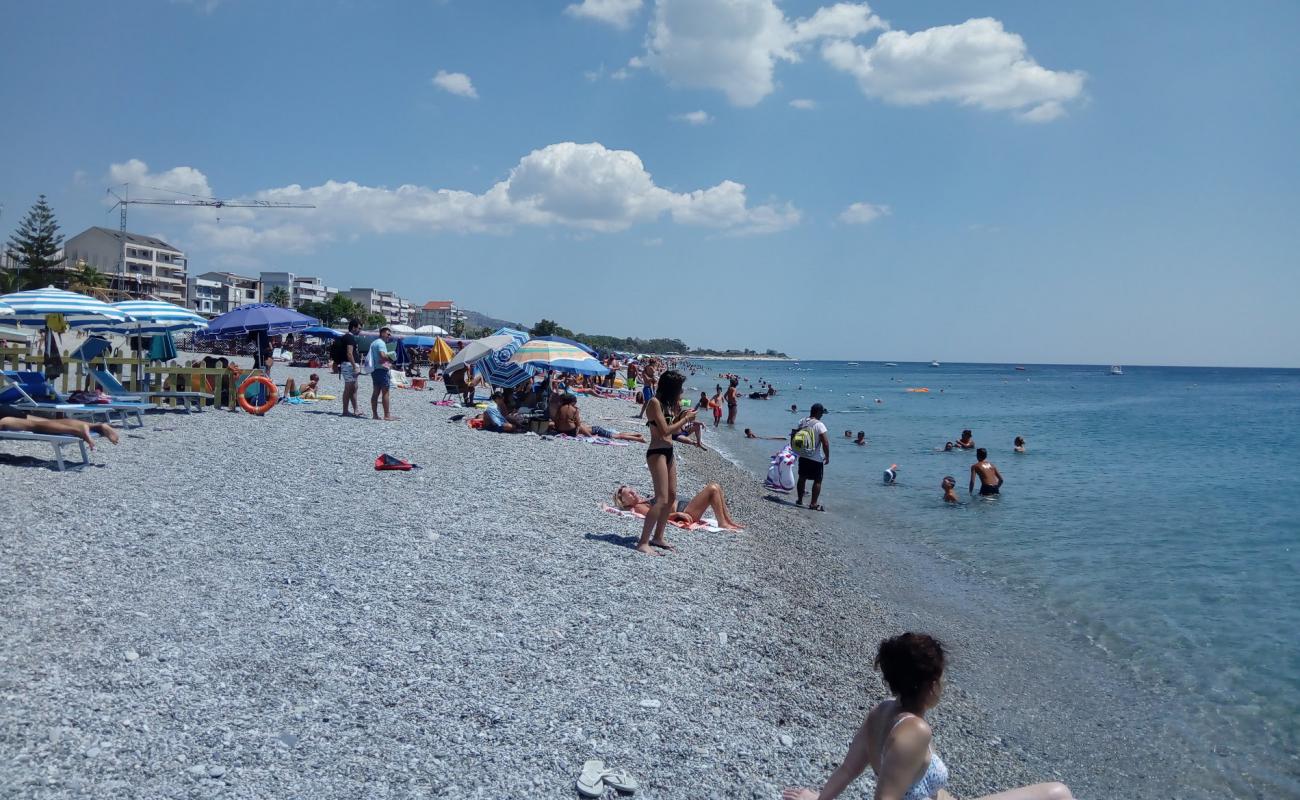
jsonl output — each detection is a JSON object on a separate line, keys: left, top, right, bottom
{"left": 0, "top": 286, "right": 129, "bottom": 328}
{"left": 475, "top": 327, "right": 535, "bottom": 389}
{"left": 510, "top": 338, "right": 610, "bottom": 376}
{"left": 0, "top": 299, "right": 14, "bottom": 317}
{"left": 87, "top": 300, "right": 208, "bottom": 335}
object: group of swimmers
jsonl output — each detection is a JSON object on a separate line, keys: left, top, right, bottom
{"left": 935, "top": 429, "right": 1022, "bottom": 501}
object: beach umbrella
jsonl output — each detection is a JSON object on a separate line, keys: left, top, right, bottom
{"left": 443, "top": 333, "right": 518, "bottom": 374}
{"left": 531, "top": 335, "right": 597, "bottom": 356}
{"left": 86, "top": 299, "right": 208, "bottom": 335}
{"left": 301, "top": 325, "right": 342, "bottom": 339}
{"left": 388, "top": 323, "right": 415, "bottom": 334}
{"left": 70, "top": 335, "right": 113, "bottom": 363}
{"left": 0, "top": 286, "right": 129, "bottom": 328}
{"left": 414, "top": 324, "right": 448, "bottom": 335}
{"left": 398, "top": 335, "right": 439, "bottom": 348}
{"left": 0, "top": 299, "right": 14, "bottom": 317}
{"left": 0, "top": 324, "right": 36, "bottom": 340}
{"left": 474, "top": 327, "right": 535, "bottom": 389}
{"left": 510, "top": 338, "right": 609, "bottom": 376}
{"left": 201, "top": 303, "right": 318, "bottom": 338}
{"left": 430, "top": 336, "right": 454, "bottom": 365}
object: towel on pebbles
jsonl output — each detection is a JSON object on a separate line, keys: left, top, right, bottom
{"left": 601, "top": 504, "right": 735, "bottom": 533}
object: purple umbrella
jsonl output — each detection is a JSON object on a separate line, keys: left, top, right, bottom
{"left": 201, "top": 303, "right": 319, "bottom": 337}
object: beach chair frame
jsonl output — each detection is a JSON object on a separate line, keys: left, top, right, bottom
{"left": 0, "top": 431, "right": 90, "bottom": 471}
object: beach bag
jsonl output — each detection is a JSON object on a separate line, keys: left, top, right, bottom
{"left": 765, "top": 446, "right": 798, "bottom": 493}
{"left": 791, "top": 418, "right": 817, "bottom": 456}
{"left": 375, "top": 453, "right": 417, "bottom": 471}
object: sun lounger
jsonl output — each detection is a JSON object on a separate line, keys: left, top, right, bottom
{"left": 1, "top": 371, "right": 146, "bottom": 428}
{"left": 0, "top": 430, "right": 91, "bottom": 471}
{"left": 91, "top": 369, "right": 211, "bottom": 413}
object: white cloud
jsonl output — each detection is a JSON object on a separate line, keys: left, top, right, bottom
{"left": 642, "top": 0, "right": 884, "bottom": 107}
{"left": 789, "top": 98, "right": 817, "bottom": 109}
{"left": 108, "top": 158, "right": 213, "bottom": 198}
{"left": 674, "top": 110, "right": 713, "bottom": 125}
{"left": 821, "top": 18, "right": 1085, "bottom": 119}
{"left": 838, "top": 201, "right": 890, "bottom": 225}
{"left": 107, "top": 145, "right": 798, "bottom": 257}
{"left": 565, "top": 0, "right": 643, "bottom": 29}
{"left": 431, "top": 70, "right": 478, "bottom": 99}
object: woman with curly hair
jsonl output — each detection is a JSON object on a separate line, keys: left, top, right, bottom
{"left": 783, "top": 633, "right": 1072, "bottom": 800}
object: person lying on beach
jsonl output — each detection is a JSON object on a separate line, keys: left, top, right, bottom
{"left": 1, "top": 413, "right": 120, "bottom": 449}
{"left": 1014, "top": 436, "right": 1026, "bottom": 453}
{"left": 970, "top": 448, "right": 1004, "bottom": 496}
{"left": 954, "top": 429, "right": 975, "bottom": 449}
{"left": 855, "top": 431, "right": 866, "bottom": 446}
{"left": 614, "top": 484, "right": 744, "bottom": 531}
{"left": 780, "top": 637, "right": 1076, "bottom": 800}
{"left": 551, "top": 394, "right": 646, "bottom": 442}
{"left": 782, "top": 632, "right": 1073, "bottom": 800}
{"left": 744, "top": 428, "right": 786, "bottom": 440}
{"left": 942, "top": 476, "right": 960, "bottom": 503}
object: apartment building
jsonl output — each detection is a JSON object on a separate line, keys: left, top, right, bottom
{"left": 416, "top": 300, "right": 463, "bottom": 332}
{"left": 193, "top": 271, "right": 261, "bottom": 314}
{"left": 293, "top": 276, "right": 330, "bottom": 306}
{"left": 63, "top": 226, "right": 187, "bottom": 304}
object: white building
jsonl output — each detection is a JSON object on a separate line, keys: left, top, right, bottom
{"left": 416, "top": 300, "right": 463, "bottom": 332}
{"left": 292, "top": 276, "right": 329, "bottom": 306}
{"left": 194, "top": 271, "right": 261, "bottom": 313}
{"left": 64, "top": 226, "right": 187, "bottom": 304}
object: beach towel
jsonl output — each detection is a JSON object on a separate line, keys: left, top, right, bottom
{"left": 601, "top": 504, "right": 734, "bottom": 533}
{"left": 765, "top": 446, "right": 797, "bottom": 493}
{"left": 557, "top": 433, "right": 630, "bottom": 447}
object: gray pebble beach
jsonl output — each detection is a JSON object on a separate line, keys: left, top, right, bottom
{"left": 3, "top": 360, "right": 1068, "bottom": 798}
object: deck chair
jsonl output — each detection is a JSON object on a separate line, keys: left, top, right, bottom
{"left": 1, "top": 371, "right": 146, "bottom": 428}
{"left": 91, "top": 369, "right": 212, "bottom": 413}
{"left": 0, "top": 430, "right": 90, "bottom": 471}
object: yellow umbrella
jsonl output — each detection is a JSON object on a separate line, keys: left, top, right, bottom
{"left": 430, "top": 336, "right": 455, "bottom": 365}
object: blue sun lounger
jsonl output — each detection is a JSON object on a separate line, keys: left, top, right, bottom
{"left": 1, "top": 370, "right": 147, "bottom": 428}
{"left": 90, "top": 369, "right": 212, "bottom": 413}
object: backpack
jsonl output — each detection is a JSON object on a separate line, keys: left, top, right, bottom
{"left": 791, "top": 418, "right": 818, "bottom": 455}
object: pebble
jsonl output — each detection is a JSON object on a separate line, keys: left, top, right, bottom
{"left": 778, "top": 734, "right": 793, "bottom": 747}
{"left": 208, "top": 765, "right": 226, "bottom": 778}
{"left": 123, "top": 650, "right": 139, "bottom": 662}
{"left": 639, "top": 699, "right": 662, "bottom": 709}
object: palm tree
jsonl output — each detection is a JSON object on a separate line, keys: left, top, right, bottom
{"left": 70, "top": 262, "right": 107, "bottom": 295}
{"left": 266, "top": 286, "right": 291, "bottom": 307}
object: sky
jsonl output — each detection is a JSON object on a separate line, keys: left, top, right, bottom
{"left": 1, "top": 0, "right": 1298, "bottom": 366}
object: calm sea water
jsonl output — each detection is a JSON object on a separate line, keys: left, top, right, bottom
{"left": 687, "top": 360, "right": 1300, "bottom": 795}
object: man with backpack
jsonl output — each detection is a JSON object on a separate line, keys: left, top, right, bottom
{"left": 790, "top": 402, "right": 830, "bottom": 511}
{"left": 332, "top": 319, "right": 363, "bottom": 417}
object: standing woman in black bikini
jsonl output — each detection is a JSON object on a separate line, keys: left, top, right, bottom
{"left": 638, "top": 370, "right": 696, "bottom": 556}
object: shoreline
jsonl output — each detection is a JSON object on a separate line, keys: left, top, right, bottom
{"left": 0, "top": 361, "right": 1220, "bottom": 797}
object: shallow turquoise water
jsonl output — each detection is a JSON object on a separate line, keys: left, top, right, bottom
{"left": 690, "top": 360, "right": 1300, "bottom": 795}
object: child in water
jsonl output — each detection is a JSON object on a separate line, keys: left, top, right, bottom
{"left": 942, "top": 476, "right": 960, "bottom": 503}
{"left": 1015, "top": 436, "right": 1026, "bottom": 453}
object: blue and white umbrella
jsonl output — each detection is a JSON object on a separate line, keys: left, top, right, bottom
{"left": 0, "top": 300, "right": 14, "bottom": 317}
{"left": 0, "top": 286, "right": 129, "bottom": 328}
{"left": 87, "top": 300, "right": 208, "bottom": 335}
{"left": 475, "top": 327, "right": 536, "bottom": 389}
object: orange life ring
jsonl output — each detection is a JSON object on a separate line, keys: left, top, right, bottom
{"left": 237, "top": 375, "right": 278, "bottom": 415}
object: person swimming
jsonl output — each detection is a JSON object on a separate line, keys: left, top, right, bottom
{"left": 942, "top": 476, "right": 959, "bottom": 503}
{"left": 1014, "top": 436, "right": 1026, "bottom": 453}
{"left": 969, "top": 448, "right": 1004, "bottom": 496}
{"left": 790, "top": 404, "right": 798, "bottom": 413}
{"left": 854, "top": 431, "right": 866, "bottom": 446}
{"left": 843, "top": 429, "right": 853, "bottom": 439}
{"left": 745, "top": 428, "right": 786, "bottom": 441}
{"left": 954, "top": 429, "right": 975, "bottom": 449}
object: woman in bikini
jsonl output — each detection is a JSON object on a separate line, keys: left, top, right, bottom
{"left": 782, "top": 632, "right": 1072, "bottom": 800}
{"left": 614, "top": 484, "right": 744, "bottom": 531}
{"left": 639, "top": 370, "right": 695, "bottom": 555}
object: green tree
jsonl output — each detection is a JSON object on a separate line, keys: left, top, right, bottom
{"left": 69, "top": 262, "right": 108, "bottom": 295}
{"left": 531, "top": 318, "right": 572, "bottom": 337}
{"left": 365, "top": 312, "right": 387, "bottom": 329}
{"left": 0, "top": 270, "right": 22, "bottom": 293}
{"left": 451, "top": 317, "right": 466, "bottom": 337}
{"left": 266, "top": 286, "right": 290, "bottom": 307}
{"left": 5, "top": 195, "right": 65, "bottom": 289}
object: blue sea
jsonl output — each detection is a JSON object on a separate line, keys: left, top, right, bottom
{"left": 686, "top": 360, "right": 1300, "bottom": 797}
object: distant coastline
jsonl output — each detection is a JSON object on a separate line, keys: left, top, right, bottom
{"left": 683, "top": 354, "right": 794, "bottom": 362}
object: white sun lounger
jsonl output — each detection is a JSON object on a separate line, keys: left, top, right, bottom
{"left": 91, "top": 369, "right": 212, "bottom": 413}
{"left": 0, "top": 431, "right": 90, "bottom": 471}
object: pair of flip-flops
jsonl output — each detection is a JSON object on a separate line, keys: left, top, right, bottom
{"left": 576, "top": 759, "right": 638, "bottom": 797}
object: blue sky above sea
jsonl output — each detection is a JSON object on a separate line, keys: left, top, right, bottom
{"left": 1, "top": 0, "right": 1297, "bottom": 366}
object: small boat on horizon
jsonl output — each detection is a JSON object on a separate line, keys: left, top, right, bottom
{"left": 1110, "top": 365, "right": 1124, "bottom": 375}
{"left": 1015, "top": 365, "right": 1026, "bottom": 371}
{"left": 930, "top": 360, "right": 940, "bottom": 367}
{"left": 884, "top": 362, "right": 898, "bottom": 367}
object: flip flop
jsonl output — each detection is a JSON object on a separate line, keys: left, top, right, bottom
{"left": 576, "top": 759, "right": 605, "bottom": 798}
{"left": 602, "top": 768, "right": 639, "bottom": 794}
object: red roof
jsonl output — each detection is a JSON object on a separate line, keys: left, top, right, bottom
{"left": 422, "top": 300, "right": 453, "bottom": 310}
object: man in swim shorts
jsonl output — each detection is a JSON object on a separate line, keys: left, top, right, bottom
{"left": 969, "top": 448, "right": 1004, "bottom": 496}
{"left": 791, "top": 402, "right": 830, "bottom": 510}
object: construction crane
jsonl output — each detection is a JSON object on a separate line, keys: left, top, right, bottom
{"left": 107, "top": 184, "right": 315, "bottom": 234}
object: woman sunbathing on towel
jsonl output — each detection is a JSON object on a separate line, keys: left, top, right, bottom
{"left": 613, "top": 483, "right": 744, "bottom": 531}
{"left": 1, "top": 414, "right": 120, "bottom": 448}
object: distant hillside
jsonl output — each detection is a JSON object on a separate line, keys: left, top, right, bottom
{"left": 460, "top": 309, "right": 526, "bottom": 333}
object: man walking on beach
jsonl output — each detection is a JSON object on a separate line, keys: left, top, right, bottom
{"left": 336, "top": 319, "right": 362, "bottom": 417}
{"left": 369, "top": 327, "right": 397, "bottom": 421}
{"left": 791, "top": 402, "right": 830, "bottom": 511}
{"left": 969, "top": 447, "right": 1004, "bottom": 496}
